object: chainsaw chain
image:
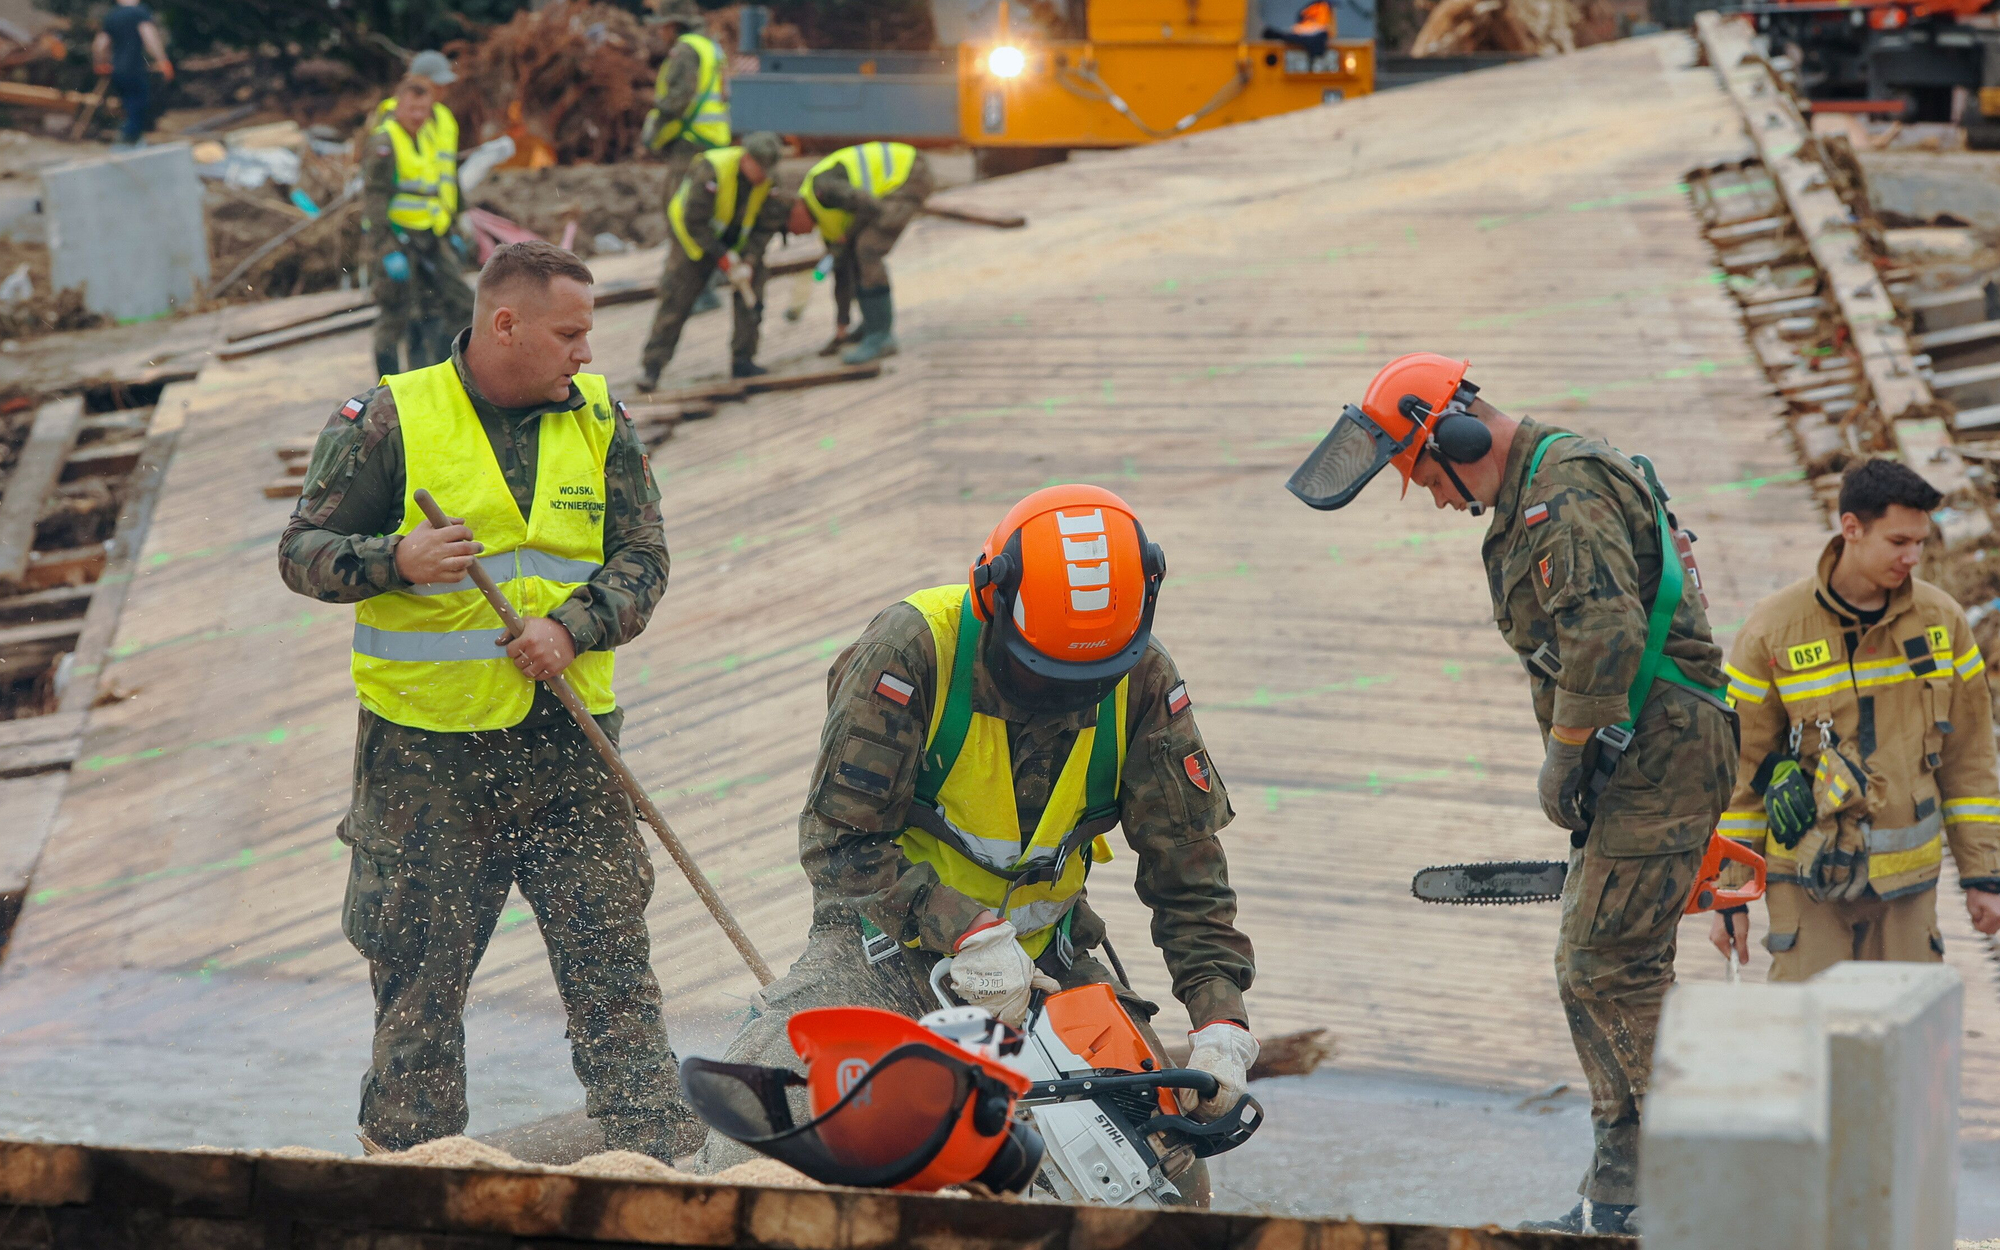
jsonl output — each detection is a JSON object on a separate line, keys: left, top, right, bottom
{"left": 1411, "top": 863, "right": 1564, "bottom": 906}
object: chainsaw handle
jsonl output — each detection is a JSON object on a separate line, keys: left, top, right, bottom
{"left": 1709, "top": 836, "right": 1768, "bottom": 910}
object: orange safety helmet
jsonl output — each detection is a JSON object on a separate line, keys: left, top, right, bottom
{"left": 968, "top": 485, "right": 1166, "bottom": 709}
{"left": 1287, "top": 353, "right": 1490, "bottom": 513}
{"left": 680, "top": 1006, "right": 1042, "bottom": 1193}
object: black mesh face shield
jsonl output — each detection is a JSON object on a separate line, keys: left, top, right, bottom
{"left": 1285, "top": 403, "right": 1419, "bottom": 512}
{"left": 681, "top": 1046, "right": 1043, "bottom": 1192}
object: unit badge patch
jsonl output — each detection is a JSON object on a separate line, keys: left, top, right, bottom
{"left": 1538, "top": 555, "right": 1553, "bottom": 587}
{"left": 874, "top": 672, "right": 915, "bottom": 707}
{"left": 1183, "top": 750, "right": 1212, "bottom": 793}
{"left": 1166, "top": 682, "right": 1191, "bottom": 716}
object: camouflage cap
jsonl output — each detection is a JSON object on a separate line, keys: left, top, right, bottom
{"left": 407, "top": 49, "right": 457, "bottom": 86}
{"left": 648, "top": 0, "right": 704, "bottom": 26}
{"left": 740, "top": 131, "right": 784, "bottom": 173}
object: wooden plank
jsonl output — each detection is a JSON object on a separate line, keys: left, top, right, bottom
{"left": 1696, "top": 11, "right": 1967, "bottom": 495}
{"left": 0, "top": 738, "right": 78, "bottom": 781}
{"left": 78, "top": 410, "right": 152, "bottom": 441}
{"left": 0, "top": 585, "right": 93, "bottom": 626}
{"left": 215, "top": 308, "right": 378, "bottom": 362}
{"left": 20, "top": 544, "right": 107, "bottom": 592}
{"left": 742, "top": 360, "right": 883, "bottom": 395}
{"left": 0, "top": 712, "right": 87, "bottom": 753}
{"left": 59, "top": 438, "right": 146, "bottom": 482}
{"left": 262, "top": 478, "right": 303, "bottom": 500}
{"left": 223, "top": 291, "right": 373, "bottom": 343}
{"left": 922, "top": 203, "right": 1028, "bottom": 229}
{"left": 274, "top": 441, "right": 314, "bottom": 462}
{"left": 0, "top": 398, "right": 84, "bottom": 588}
{"left": 1916, "top": 318, "right": 2000, "bottom": 352}
{"left": 0, "top": 619, "right": 84, "bottom": 653}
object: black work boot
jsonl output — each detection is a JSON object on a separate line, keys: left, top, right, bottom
{"left": 1520, "top": 1201, "right": 1638, "bottom": 1234}
{"left": 731, "top": 358, "right": 768, "bottom": 379}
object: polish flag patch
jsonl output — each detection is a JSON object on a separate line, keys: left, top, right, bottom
{"left": 874, "top": 672, "right": 915, "bottom": 706}
{"left": 615, "top": 400, "right": 630, "bottom": 422}
{"left": 340, "top": 397, "right": 366, "bottom": 421}
{"left": 1524, "top": 503, "right": 1550, "bottom": 527}
{"left": 1183, "top": 751, "right": 1213, "bottom": 793}
{"left": 1166, "top": 682, "right": 1191, "bottom": 716}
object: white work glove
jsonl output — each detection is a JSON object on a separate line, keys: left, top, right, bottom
{"left": 948, "top": 919, "right": 1058, "bottom": 1028}
{"left": 1180, "top": 1022, "right": 1258, "bottom": 1122}
{"left": 719, "top": 251, "right": 754, "bottom": 298}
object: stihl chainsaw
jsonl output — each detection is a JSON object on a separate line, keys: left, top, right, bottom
{"left": 1413, "top": 832, "right": 1767, "bottom": 911}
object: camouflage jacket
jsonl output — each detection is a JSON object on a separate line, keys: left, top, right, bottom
{"left": 359, "top": 119, "right": 460, "bottom": 263}
{"left": 278, "top": 332, "right": 668, "bottom": 722}
{"left": 799, "top": 599, "right": 1255, "bottom": 1029}
{"left": 674, "top": 152, "right": 792, "bottom": 262}
{"left": 1481, "top": 417, "right": 1728, "bottom": 736}
{"left": 656, "top": 37, "right": 701, "bottom": 118}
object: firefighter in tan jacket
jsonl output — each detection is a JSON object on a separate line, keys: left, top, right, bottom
{"left": 1712, "top": 459, "right": 2000, "bottom": 979}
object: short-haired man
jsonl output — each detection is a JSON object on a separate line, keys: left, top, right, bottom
{"left": 362, "top": 51, "right": 475, "bottom": 377}
{"left": 640, "top": 0, "right": 730, "bottom": 194}
{"left": 279, "top": 241, "right": 699, "bottom": 1158}
{"left": 1711, "top": 458, "right": 2000, "bottom": 979}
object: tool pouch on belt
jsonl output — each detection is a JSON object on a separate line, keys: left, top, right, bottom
{"left": 1794, "top": 744, "right": 1873, "bottom": 903}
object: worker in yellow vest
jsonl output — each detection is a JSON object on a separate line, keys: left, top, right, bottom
{"left": 361, "top": 51, "right": 474, "bottom": 378}
{"left": 636, "top": 130, "right": 791, "bottom": 391}
{"left": 278, "top": 242, "right": 700, "bottom": 1160}
{"left": 691, "top": 485, "right": 1258, "bottom": 1208}
{"left": 789, "top": 141, "right": 934, "bottom": 364}
{"left": 640, "top": 0, "right": 730, "bottom": 192}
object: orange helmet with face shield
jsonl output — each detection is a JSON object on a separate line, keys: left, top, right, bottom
{"left": 1287, "top": 353, "right": 1486, "bottom": 512}
{"left": 968, "top": 486, "right": 1166, "bottom": 712}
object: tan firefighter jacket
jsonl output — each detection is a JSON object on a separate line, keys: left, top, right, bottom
{"left": 1720, "top": 538, "right": 2000, "bottom": 901}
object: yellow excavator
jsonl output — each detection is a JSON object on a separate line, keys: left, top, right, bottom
{"left": 958, "top": 0, "right": 1374, "bottom": 157}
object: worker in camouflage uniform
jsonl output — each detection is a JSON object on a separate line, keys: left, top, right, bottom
{"left": 362, "top": 51, "right": 476, "bottom": 378}
{"left": 641, "top": 0, "right": 731, "bottom": 318}
{"left": 1710, "top": 458, "right": 2000, "bottom": 977}
{"left": 1285, "top": 355, "right": 1736, "bottom": 1237}
{"left": 279, "top": 242, "right": 701, "bottom": 1160}
{"left": 693, "top": 485, "right": 1258, "bottom": 1209}
{"left": 788, "top": 141, "right": 935, "bottom": 363}
{"left": 635, "top": 131, "right": 790, "bottom": 391}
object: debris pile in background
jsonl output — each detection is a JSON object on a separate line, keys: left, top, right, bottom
{"left": 473, "top": 163, "right": 669, "bottom": 255}
{"left": 1409, "top": 0, "right": 1581, "bottom": 55}
{"left": 443, "top": 2, "right": 656, "bottom": 167}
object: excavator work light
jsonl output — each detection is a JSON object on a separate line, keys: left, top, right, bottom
{"left": 988, "top": 45, "right": 1027, "bottom": 78}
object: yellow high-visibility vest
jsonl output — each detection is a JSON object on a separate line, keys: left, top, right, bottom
{"left": 649, "top": 32, "right": 730, "bottom": 150}
{"left": 667, "top": 146, "right": 771, "bottom": 260}
{"left": 893, "top": 584, "right": 1125, "bottom": 957}
{"left": 375, "top": 101, "right": 460, "bottom": 236}
{"left": 351, "top": 361, "right": 619, "bottom": 732}
{"left": 801, "top": 142, "right": 917, "bottom": 243}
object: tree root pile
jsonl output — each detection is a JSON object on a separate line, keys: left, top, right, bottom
{"left": 443, "top": 2, "right": 656, "bottom": 166}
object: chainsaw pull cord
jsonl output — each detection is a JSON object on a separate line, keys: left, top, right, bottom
{"left": 1522, "top": 434, "right": 1727, "bottom": 849}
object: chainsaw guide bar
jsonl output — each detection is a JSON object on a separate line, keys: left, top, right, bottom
{"left": 1411, "top": 860, "right": 1568, "bottom": 905}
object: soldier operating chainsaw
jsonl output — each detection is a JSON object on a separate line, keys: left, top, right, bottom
{"left": 692, "top": 485, "right": 1258, "bottom": 1207}
{"left": 1285, "top": 354, "right": 1737, "bottom": 1237}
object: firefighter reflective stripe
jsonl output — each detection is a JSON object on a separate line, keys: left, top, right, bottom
{"left": 651, "top": 33, "right": 730, "bottom": 150}
{"left": 1720, "top": 808, "right": 1767, "bottom": 839}
{"left": 375, "top": 102, "right": 460, "bottom": 235}
{"left": 407, "top": 550, "right": 603, "bottom": 595}
{"left": 1866, "top": 811, "right": 1945, "bottom": 882}
{"left": 1853, "top": 655, "right": 1918, "bottom": 689}
{"left": 1774, "top": 661, "right": 1852, "bottom": 700}
{"left": 351, "top": 363, "right": 617, "bottom": 732}
{"left": 1945, "top": 797, "right": 2000, "bottom": 825}
{"left": 894, "top": 583, "right": 1125, "bottom": 958}
{"left": 801, "top": 142, "right": 918, "bottom": 243}
{"left": 1958, "top": 646, "right": 1988, "bottom": 681}
{"left": 1724, "top": 664, "right": 1769, "bottom": 706}
{"left": 668, "top": 146, "right": 771, "bottom": 260}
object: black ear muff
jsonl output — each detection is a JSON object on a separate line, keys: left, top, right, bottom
{"left": 1431, "top": 412, "right": 1492, "bottom": 464}
{"left": 1142, "top": 541, "right": 1166, "bottom": 581}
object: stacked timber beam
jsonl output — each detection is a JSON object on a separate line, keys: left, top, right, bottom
{"left": 1693, "top": 11, "right": 1968, "bottom": 500}
{"left": 0, "top": 1137, "right": 1628, "bottom": 1250}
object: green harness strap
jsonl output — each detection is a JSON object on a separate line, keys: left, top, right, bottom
{"left": 1523, "top": 433, "right": 1725, "bottom": 727}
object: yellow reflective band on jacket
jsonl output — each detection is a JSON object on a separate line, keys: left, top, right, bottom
{"left": 1719, "top": 808, "right": 1767, "bottom": 840}
{"left": 351, "top": 362, "right": 618, "bottom": 732}
{"left": 1958, "top": 646, "right": 1987, "bottom": 681}
{"left": 802, "top": 142, "right": 917, "bottom": 243}
{"left": 376, "top": 102, "right": 459, "bottom": 235}
{"left": 668, "top": 146, "right": 770, "bottom": 261}
{"left": 1946, "top": 797, "right": 2000, "bottom": 825}
{"left": 650, "top": 33, "right": 729, "bottom": 150}
{"left": 1865, "top": 811, "right": 1945, "bottom": 894}
{"left": 893, "top": 584, "right": 1124, "bottom": 958}
{"left": 1724, "top": 663, "right": 1769, "bottom": 706}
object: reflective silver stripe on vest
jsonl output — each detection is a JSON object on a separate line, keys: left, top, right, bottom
{"left": 927, "top": 806, "right": 1058, "bottom": 872}
{"left": 1006, "top": 896, "right": 1074, "bottom": 936}
{"left": 1864, "top": 810, "right": 1944, "bottom": 855}
{"left": 353, "top": 624, "right": 508, "bottom": 662}
{"left": 408, "top": 550, "right": 603, "bottom": 596}
{"left": 857, "top": 144, "right": 882, "bottom": 194}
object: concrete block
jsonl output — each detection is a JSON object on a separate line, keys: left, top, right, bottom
{"left": 1811, "top": 962, "right": 1962, "bottom": 1250}
{"left": 1643, "top": 983, "right": 1829, "bottom": 1250}
{"left": 41, "top": 143, "right": 208, "bottom": 322}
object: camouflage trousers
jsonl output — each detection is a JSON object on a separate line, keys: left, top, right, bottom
{"left": 639, "top": 244, "right": 767, "bottom": 379}
{"left": 372, "top": 231, "right": 474, "bottom": 379}
{"left": 830, "top": 160, "right": 934, "bottom": 324}
{"left": 338, "top": 704, "right": 699, "bottom": 1156}
{"left": 1555, "top": 690, "right": 1735, "bottom": 1206}
{"left": 691, "top": 918, "right": 1211, "bottom": 1207}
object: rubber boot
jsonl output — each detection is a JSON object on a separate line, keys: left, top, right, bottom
{"left": 841, "top": 287, "right": 897, "bottom": 365}
{"left": 731, "top": 358, "right": 768, "bottom": 379}
{"left": 1519, "top": 1201, "right": 1637, "bottom": 1235}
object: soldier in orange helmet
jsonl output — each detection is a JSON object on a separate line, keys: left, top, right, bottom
{"left": 691, "top": 485, "right": 1257, "bottom": 1207}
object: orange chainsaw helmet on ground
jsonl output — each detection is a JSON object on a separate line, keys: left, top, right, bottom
{"left": 1286, "top": 353, "right": 1486, "bottom": 512}
{"left": 679, "top": 1006, "right": 1042, "bottom": 1193}
{"left": 968, "top": 485, "right": 1166, "bottom": 713}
